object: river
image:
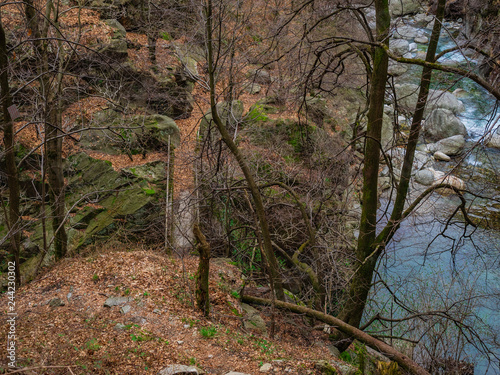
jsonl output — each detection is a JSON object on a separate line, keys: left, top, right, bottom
{"left": 366, "top": 16, "right": 500, "bottom": 374}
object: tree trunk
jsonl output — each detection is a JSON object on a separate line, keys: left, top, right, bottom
{"left": 204, "top": 0, "right": 285, "bottom": 301}
{"left": 46, "top": 106, "right": 67, "bottom": 260}
{"left": 0, "top": 15, "right": 21, "bottom": 286}
{"left": 376, "top": 0, "right": 446, "bottom": 246}
{"left": 337, "top": 0, "right": 390, "bottom": 331}
{"left": 337, "top": 0, "right": 447, "bottom": 348}
{"left": 194, "top": 224, "right": 210, "bottom": 316}
{"left": 242, "top": 294, "right": 430, "bottom": 375}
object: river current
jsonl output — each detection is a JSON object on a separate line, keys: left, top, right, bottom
{"left": 366, "top": 17, "right": 500, "bottom": 374}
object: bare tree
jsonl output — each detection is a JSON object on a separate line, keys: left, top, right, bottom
{"left": 0, "top": 12, "right": 21, "bottom": 285}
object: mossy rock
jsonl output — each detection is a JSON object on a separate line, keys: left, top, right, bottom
{"left": 77, "top": 186, "right": 154, "bottom": 248}
{"left": 304, "top": 95, "right": 333, "bottom": 126}
{"left": 121, "top": 161, "right": 167, "bottom": 183}
{"left": 244, "top": 103, "right": 278, "bottom": 124}
{"left": 105, "top": 19, "right": 126, "bottom": 39}
{"left": 240, "top": 303, "right": 267, "bottom": 334}
{"left": 140, "top": 114, "right": 180, "bottom": 148}
{"left": 65, "top": 153, "right": 127, "bottom": 204}
{"left": 80, "top": 112, "right": 180, "bottom": 154}
{"left": 315, "top": 360, "right": 338, "bottom": 375}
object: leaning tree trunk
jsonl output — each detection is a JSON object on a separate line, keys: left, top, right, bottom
{"left": 0, "top": 15, "right": 21, "bottom": 285}
{"left": 243, "top": 295, "right": 431, "bottom": 375}
{"left": 375, "top": 0, "right": 446, "bottom": 246}
{"left": 337, "top": 0, "right": 447, "bottom": 348}
{"left": 336, "top": 0, "right": 391, "bottom": 332}
{"left": 204, "top": 0, "right": 285, "bottom": 300}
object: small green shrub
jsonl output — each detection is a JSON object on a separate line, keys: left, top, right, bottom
{"left": 85, "top": 338, "right": 101, "bottom": 351}
{"left": 200, "top": 326, "right": 217, "bottom": 338}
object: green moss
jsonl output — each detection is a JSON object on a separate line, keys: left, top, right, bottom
{"left": 245, "top": 104, "right": 269, "bottom": 123}
{"left": 143, "top": 188, "right": 156, "bottom": 196}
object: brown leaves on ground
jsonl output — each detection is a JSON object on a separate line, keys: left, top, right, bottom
{"left": 0, "top": 246, "right": 339, "bottom": 374}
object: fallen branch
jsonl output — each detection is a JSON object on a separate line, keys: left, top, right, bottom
{"left": 241, "top": 294, "right": 430, "bottom": 375}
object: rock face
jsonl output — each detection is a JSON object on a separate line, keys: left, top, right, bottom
{"left": 99, "top": 19, "right": 128, "bottom": 60}
{"left": 390, "top": 0, "right": 423, "bottom": 16}
{"left": 423, "top": 108, "right": 468, "bottom": 141}
{"left": 60, "top": 153, "right": 167, "bottom": 249}
{"left": 80, "top": 111, "right": 180, "bottom": 155}
{"left": 425, "top": 135, "right": 465, "bottom": 156}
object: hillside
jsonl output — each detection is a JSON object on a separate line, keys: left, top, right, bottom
{"left": 0, "top": 246, "right": 358, "bottom": 374}
{"left": 2, "top": 0, "right": 500, "bottom": 373}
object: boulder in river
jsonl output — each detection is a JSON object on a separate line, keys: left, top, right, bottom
{"left": 433, "top": 151, "right": 451, "bottom": 162}
{"left": 389, "top": 0, "right": 423, "bottom": 16}
{"left": 486, "top": 134, "right": 500, "bottom": 149}
{"left": 425, "top": 135, "right": 465, "bottom": 156}
{"left": 415, "top": 168, "right": 466, "bottom": 191}
{"left": 392, "top": 84, "right": 465, "bottom": 116}
{"left": 390, "top": 39, "right": 410, "bottom": 56}
{"left": 423, "top": 108, "right": 468, "bottom": 141}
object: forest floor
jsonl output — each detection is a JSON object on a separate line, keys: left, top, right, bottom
{"left": 0, "top": 244, "right": 348, "bottom": 374}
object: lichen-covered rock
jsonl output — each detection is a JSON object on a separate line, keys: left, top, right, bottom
{"left": 415, "top": 169, "right": 435, "bottom": 185}
{"left": 240, "top": 303, "right": 267, "bottom": 334}
{"left": 122, "top": 161, "right": 167, "bottom": 183}
{"left": 80, "top": 112, "right": 180, "bottom": 155}
{"left": 486, "top": 134, "right": 500, "bottom": 149}
{"left": 142, "top": 114, "right": 181, "bottom": 148}
{"left": 388, "top": 62, "right": 409, "bottom": 76}
{"left": 98, "top": 19, "right": 128, "bottom": 60}
{"left": 198, "top": 100, "right": 245, "bottom": 145}
{"left": 415, "top": 168, "right": 466, "bottom": 191}
{"left": 392, "top": 25, "right": 419, "bottom": 39}
{"left": 433, "top": 151, "right": 451, "bottom": 161}
{"left": 247, "top": 68, "right": 273, "bottom": 84}
{"left": 304, "top": 95, "right": 333, "bottom": 126}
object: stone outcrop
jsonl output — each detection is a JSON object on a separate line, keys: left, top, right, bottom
{"left": 81, "top": 111, "right": 180, "bottom": 156}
